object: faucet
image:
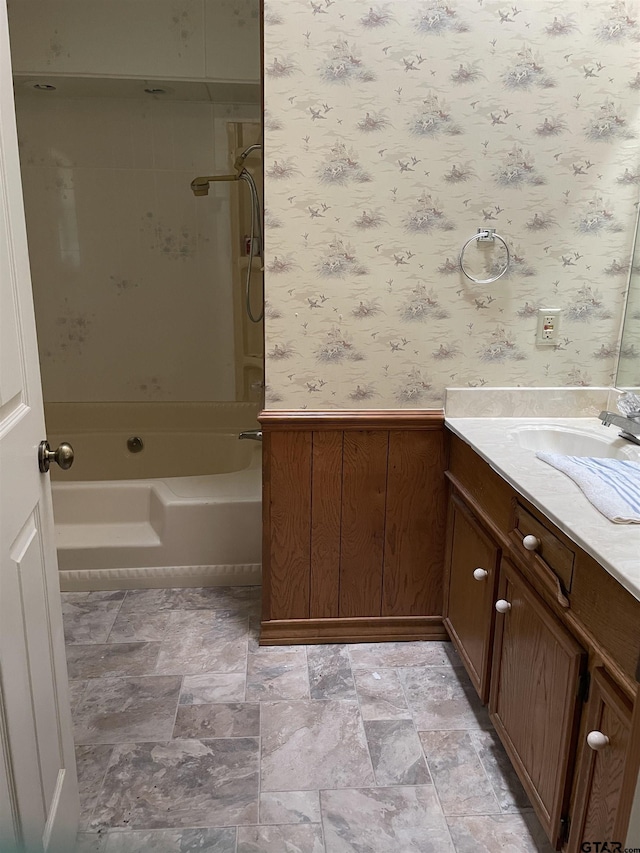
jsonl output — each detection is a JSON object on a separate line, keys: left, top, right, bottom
{"left": 238, "top": 429, "right": 262, "bottom": 442}
{"left": 598, "top": 410, "right": 640, "bottom": 446}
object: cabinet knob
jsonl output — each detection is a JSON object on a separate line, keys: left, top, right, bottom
{"left": 495, "top": 599, "right": 511, "bottom": 613}
{"left": 473, "top": 568, "right": 488, "bottom": 581}
{"left": 586, "top": 731, "right": 610, "bottom": 751}
{"left": 522, "top": 534, "right": 540, "bottom": 552}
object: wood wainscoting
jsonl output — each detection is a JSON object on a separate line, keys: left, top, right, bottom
{"left": 259, "top": 410, "right": 448, "bottom": 644}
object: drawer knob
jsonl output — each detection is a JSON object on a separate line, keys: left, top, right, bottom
{"left": 586, "top": 731, "right": 610, "bottom": 751}
{"left": 495, "top": 599, "right": 511, "bottom": 613}
{"left": 522, "top": 534, "right": 540, "bottom": 552}
{"left": 473, "top": 568, "right": 488, "bottom": 581}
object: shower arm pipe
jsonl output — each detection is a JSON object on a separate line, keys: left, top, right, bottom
{"left": 191, "top": 144, "right": 262, "bottom": 193}
{"left": 204, "top": 174, "right": 239, "bottom": 180}
{"left": 233, "top": 142, "right": 262, "bottom": 172}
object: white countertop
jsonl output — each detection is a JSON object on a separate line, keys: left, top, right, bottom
{"left": 445, "top": 416, "right": 640, "bottom": 602}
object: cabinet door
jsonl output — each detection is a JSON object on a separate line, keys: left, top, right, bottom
{"left": 490, "top": 558, "right": 587, "bottom": 848}
{"left": 567, "top": 668, "right": 632, "bottom": 853}
{"left": 443, "top": 493, "right": 500, "bottom": 702}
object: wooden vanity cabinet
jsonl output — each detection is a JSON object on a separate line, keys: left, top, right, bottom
{"left": 490, "top": 557, "right": 586, "bottom": 848}
{"left": 445, "top": 433, "right": 640, "bottom": 851}
{"left": 443, "top": 493, "right": 500, "bottom": 703}
{"left": 566, "top": 668, "right": 633, "bottom": 852}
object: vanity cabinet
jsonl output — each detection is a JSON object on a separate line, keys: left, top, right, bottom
{"left": 444, "top": 432, "right": 640, "bottom": 851}
{"left": 566, "top": 668, "right": 633, "bottom": 852}
{"left": 443, "top": 493, "right": 500, "bottom": 703}
{"left": 490, "top": 557, "right": 586, "bottom": 846}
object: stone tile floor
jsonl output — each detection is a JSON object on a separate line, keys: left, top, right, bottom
{"left": 64, "top": 586, "right": 554, "bottom": 853}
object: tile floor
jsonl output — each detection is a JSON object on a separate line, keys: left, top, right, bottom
{"left": 64, "top": 586, "right": 554, "bottom": 853}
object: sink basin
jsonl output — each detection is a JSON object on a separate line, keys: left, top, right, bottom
{"left": 508, "top": 425, "right": 640, "bottom": 460}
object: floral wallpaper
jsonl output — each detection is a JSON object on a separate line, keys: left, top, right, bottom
{"left": 263, "top": 0, "right": 640, "bottom": 410}
{"left": 618, "top": 235, "right": 640, "bottom": 389}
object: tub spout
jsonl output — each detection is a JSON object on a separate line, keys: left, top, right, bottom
{"left": 239, "top": 429, "right": 262, "bottom": 442}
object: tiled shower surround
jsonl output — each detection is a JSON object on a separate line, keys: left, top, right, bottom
{"left": 15, "top": 93, "right": 259, "bottom": 402}
{"left": 65, "top": 587, "right": 553, "bottom": 853}
{"left": 263, "top": 0, "right": 640, "bottom": 408}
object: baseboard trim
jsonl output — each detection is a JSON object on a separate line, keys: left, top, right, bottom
{"left": 260, "top": 616, "right": 447, "bottom": 645}
{"left": 59, "top": 563, "right": 262, "bottom": 591}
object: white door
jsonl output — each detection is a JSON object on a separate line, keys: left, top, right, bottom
{"left": 0, "top": 0, "right": 79, "bottom": 850}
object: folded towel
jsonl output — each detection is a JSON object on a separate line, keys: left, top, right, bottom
{"left": 536, "top": 452, "right": 640, "bottom": 524}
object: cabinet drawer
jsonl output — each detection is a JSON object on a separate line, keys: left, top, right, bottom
{"left": 511, "top": 502, "right": 575, "bottom": 601}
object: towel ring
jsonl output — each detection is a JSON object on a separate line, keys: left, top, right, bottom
{"left": 459, "top": 230, "right": 510, "bottom": 284}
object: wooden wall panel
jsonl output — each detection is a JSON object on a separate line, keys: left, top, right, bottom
{"left": 265, "top": 430, "right": 312, "bottom": 620}
{"left": 259, "top": 410, "right": 447, "bottom": 642}
{"left": 339, "top": 430, "right": 389, "bottom": 618}
{"left": 310, "top": 430, "right": 343, "bottom": 618}
{"left": 383, "top": 430, "right": 447, "bottom": 616}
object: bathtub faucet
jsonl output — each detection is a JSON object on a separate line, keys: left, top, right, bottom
{"left": 239, "top": 429, "right": 262, "bottom": 442}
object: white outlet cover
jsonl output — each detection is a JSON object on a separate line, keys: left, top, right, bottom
{"left": 536, "top": 308, "right": 561, "bottom": 346}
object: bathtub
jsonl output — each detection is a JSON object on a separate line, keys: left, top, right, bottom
{"left": 44, "top": 402, "right": 262, "bottom": 592}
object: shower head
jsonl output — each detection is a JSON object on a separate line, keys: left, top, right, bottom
{"left": 190, "top": 174, "right": 240, "bottom": 196}
{"left": 190, "top": 178, "right": 210, "bottom": 196}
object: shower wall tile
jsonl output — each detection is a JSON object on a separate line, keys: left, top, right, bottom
{"left": 9, "top": 1, "right": 207, "bottom": 80}
{"left": 214, "top": 105, "right": 260, "bottom": 172}
{"left": 204, "top": 0, "right": 261, "bottom": 83}
{"left": 74, "top": 169, "right": 143, "bottom": 243}
{"left": 13, "top": 98, "right": 61, "bottom": 167}
{"left": 44, "top": 99, "right": 117, "bottom": 168}
{"left": 15, "top": 93, "right": 260, "bottom": 403}
{"left": 150, "top": 101, "right": 217, "bottom": 172}
{"left": 263, "top": 0, "right": 640, "bottom": 409}
{"left": 18, "top": 167, "right": 70, "bottom": 251}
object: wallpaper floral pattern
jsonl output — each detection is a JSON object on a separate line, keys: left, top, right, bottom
{"left": 263, "top": 0, "right": 640, "bottom": 410}
{"left": 618, "top": 236, "right": 640, "bottom": 388}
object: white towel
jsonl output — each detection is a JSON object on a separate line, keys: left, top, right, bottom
{"left": 536, "top": 452, "right": 640, "bottom": 524}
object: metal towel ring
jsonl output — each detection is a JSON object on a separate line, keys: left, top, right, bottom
{"left": 459, "top": 229, "right": 510, "bottom": 284}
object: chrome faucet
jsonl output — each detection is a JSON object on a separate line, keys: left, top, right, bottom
{"left": 598, "top": 410, "right": 640, "bottom": 446}
{"left": 238, "top": 429, "right": 262, "bottom": 442}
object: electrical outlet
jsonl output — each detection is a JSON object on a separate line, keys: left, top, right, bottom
{"left": 536, "top": 308, "right": 561, "bottom": 346}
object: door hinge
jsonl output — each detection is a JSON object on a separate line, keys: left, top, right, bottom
{"left": 578, "top": 670, "right": 590, "bottom": 703}
{"left": 559, "top": 815, "right": 571, "bottom": 845}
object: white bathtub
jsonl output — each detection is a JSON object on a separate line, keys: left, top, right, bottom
{"left": 45, "top": 402, "right": 262, "bottom": 591}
